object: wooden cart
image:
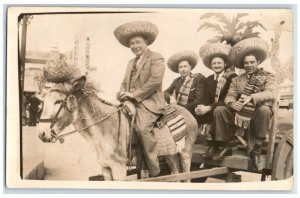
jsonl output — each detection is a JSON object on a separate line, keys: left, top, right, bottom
{"left": 139, "top": 102, "right": 293, "bottom": 182}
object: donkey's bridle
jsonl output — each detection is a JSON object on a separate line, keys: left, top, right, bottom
{"left": 39, "top": 89, "right": 70, "bottom": 143}
{"left": 39, "top": 88, "right": 124, "bottom": 143}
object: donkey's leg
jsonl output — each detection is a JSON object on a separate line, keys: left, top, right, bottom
{"left": 165, "top": 154, "right": 181, "bottom": 175}
{"left": 111, "top": 162, "right": 127, "bottom": 181}
{"left": 101, "top": 167, "right": 113, "bottom": 180}
{"left": 179, "top": 148, "right": 192, "bottom": 182}
{"left": 96, "top": 156, "right": 113, "bottom": 180}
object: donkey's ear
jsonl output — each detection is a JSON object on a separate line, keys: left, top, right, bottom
{"left": 71, "top": 76, "right": 86, "bottom": 92}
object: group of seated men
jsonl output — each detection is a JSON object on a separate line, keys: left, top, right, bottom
{"left": 164, "top": 39, "right": 277, "bottom": 171}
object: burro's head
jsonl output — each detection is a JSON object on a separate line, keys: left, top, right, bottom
{"left": 38, "top": 76, "right": 86, "bottom": 143}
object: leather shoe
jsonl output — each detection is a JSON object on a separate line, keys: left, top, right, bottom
{"left": 212, "top": 147, "right": 232, "bottom": 162}
{"left": 250, "top": 150, "right": 262, "bottom": 171}
{"left": 202, "top": 146, "right": 218, "bottom": 161}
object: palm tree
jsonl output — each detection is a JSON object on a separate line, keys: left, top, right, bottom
{"left": 198, "top": 13, "right": 267, "bottom": 46}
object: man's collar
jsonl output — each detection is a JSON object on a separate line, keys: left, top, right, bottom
{"left": 181, "top": 72, "right": 192, "bottom": 79}
{"left": 214, "top": 71, "right": 224, "bottom": 80}
{"left": 136, "top": 48, "right": 150, "bottom": 62}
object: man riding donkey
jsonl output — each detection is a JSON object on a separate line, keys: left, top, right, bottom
{"left": 213, "top": 37, "right": 277, "bottom": 170}
{"left": 114, "top": 21, "right": 166, "bottom": 177}
{"left": 196, "top": 43, "right": 237, "bottom": 161}
{"left": 164, "top": 50, "right": 206, "bottom": 127}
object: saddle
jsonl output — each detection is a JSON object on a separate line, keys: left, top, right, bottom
{"left": 157, "top": 105, "right": 187, "bottom": 143}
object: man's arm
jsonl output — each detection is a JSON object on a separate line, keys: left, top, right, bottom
{"left": 120, "top": 60, "right": 133, "bottom": 93}
{"left": 120, "top": 75, "right": 127, "bottom": 93}
{"left": 225, "top": 76, "right": 239, "bottom": 105}
{"left": 251, "top": 73, "right": 277, "bottom": 105}
{"left": 164, "top": 79, "right": 176, "bottom": 103}
{"left": 185, "top": 74, "right": 206, "bottom": 112}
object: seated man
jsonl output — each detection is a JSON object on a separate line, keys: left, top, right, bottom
{"left": 196, "top": 43, "right": 237, "bottom": 161}
{"left": 215, "top": 37, "right": 277, "bottom": 170}
{"left": 164, "top": 50, "right": 206, "bottom": 126}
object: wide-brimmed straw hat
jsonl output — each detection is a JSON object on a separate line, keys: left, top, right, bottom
{"left": 114, "top": 21, "right": 159, "bottom": 48}
{"left": 167, "top": 50, "right": 199, "bottom": 73}
{"left": 43, "top": 60, "right": 81, "bottom": 83}
{"left": 199, "top": 43, "right": 232, "bottom": 69}
{"left": 229, "top": 37, "right": 269, "bottom": 69}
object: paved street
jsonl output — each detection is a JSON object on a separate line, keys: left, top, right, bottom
{"left": 22, "top": 125, "right": 99, "bottom": 180}
{"left": 22, "top": 108, "right": 293, "bottom": 182}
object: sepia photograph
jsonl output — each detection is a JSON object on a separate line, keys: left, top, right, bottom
{"left": 6, "top": 6, "right": 294, "bottom": 190}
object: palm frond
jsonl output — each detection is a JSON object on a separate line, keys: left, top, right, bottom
{"left": 235, "top": 21, "right": 246, "bottom": 32}
{"left": 236, "top": 13, "right": 249, "bottom": 20}
{"left": 226, "top": 13, "right": 247, "bottom": 28}
{"left": 241, "top": 26, "right": 261, "bottom": 39}
{"left": 223, "top": 21, "right": 237, "bottom": 34}
{"left": 245, "top": 32, "right": 260, "bottom": 38}
{"left": 243, "top": 21, "right": 267, "bottom": 31}
{"left": 213, "top": 13, "right": 231, "bottom": 25}
{"left": 255, "top": 22, "right": 267, "bottom": 31}
{"left": 197, "top": 22, "right": 224, "bottom": 35}
{"left": 200, "top": 13, "right": 218, "bottom": 20}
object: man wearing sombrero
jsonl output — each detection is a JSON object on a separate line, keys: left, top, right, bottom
{"left": 196, "top": 43, "right": 237, "bottom": 161}
{"left": 216, "top": 37, "right": 277, "bottom": 170}
{"left": 164, "top": 50, "right": 206, "bottom": 126}
{"left": 114, "top": 21, "right": 166, "bottom": 177}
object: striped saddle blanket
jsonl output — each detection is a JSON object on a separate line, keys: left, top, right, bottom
{"left": 154, "top": 105, "right": 187, "bottom": 155}
{"left": 163, "top": 106, "right": 187, "bottom": 141}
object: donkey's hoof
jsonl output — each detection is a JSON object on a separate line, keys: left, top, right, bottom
{"left": 89, "top": 174, "right": 105, "bottom": 181}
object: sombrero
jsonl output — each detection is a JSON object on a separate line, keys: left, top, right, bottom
{"left": 199, "top": 43, "right": 232, "bottom": 69}
{"left": 167, "top": 50, "right": 199, "bottom": 73}
{"left": 114, "top": 21, "right": 159, "bottom": 48}
{"left": 43, "top": 60, "right": 81, "bottom": 83}
{"left": 229, "top": 37, "right": 269, "bottom": 69}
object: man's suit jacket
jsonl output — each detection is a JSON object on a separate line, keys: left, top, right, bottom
{"left": 164, "top": 73, "right": 206, "bottom": 125}
{"left": 120, "top": 49, "right": 166, "bottom": 114}
{"left": 203, "top": 72, "right": 237, "bottom": 123}
{"left": 225, "top": 71, "right": 277, "bottom": 107}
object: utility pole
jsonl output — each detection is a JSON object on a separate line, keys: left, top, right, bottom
{"left": 19, "top": 14, "right": 30, "bottom": 94}
{"left": 18, "top": 14, "right": 30, "bottom": 179}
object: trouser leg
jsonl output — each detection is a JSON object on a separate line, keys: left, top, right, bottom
{"left": 29, "top": 110, "right": 34, "bottom": 125}
{"left": 31, "top": 110, "right": 38, "bottom": 126}
{"left": 135, "top": 104, "right": 160, "bottom": 176}
{"left": 253, "top": 106, "right": 272, "bottom": 139}
{"left": 213, "top": 106, "right": 235, "bottom": 142}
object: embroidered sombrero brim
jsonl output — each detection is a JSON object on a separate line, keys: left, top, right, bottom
{"left": 114, "top": 21, "right": 159, "bottom": 48}
{"left": 167, "top": 50, "right": 199, "bottom": 73}
{"left": 199, "top": 43, "right": 232, "bottom": 69}
{"left": 229, "top": 37, "right": 269, "bottom": 69}
{"left": 43, "top": 60, "right": 82, "bottom": 83}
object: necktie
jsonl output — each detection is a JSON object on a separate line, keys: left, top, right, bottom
{"left": 132, "top": 56, "right": 140, "bottom": 70}
{"left": 215, "top": 74, "right": 219, "bottom": 83}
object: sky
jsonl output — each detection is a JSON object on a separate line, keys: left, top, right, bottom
{"left": 24, "top": 9, "right": 293, "bottom": 100}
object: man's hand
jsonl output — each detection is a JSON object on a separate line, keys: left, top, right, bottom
{"left": 242, "top": 95, "right": 252, "bottom": 105}
{"left": 195, "top": 104, "right": 211, "bottom": 115}
{"left": 169, "top": 96, "right": 177, "bottom": 105}
{"left": 118, "top": 92, "right": 134, "bottom": 102}
{"left": 230, "top": 101, "right": 244, "bottom": 112}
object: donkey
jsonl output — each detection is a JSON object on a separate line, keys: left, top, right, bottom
{"left": 38, "top": 76, "right": 198, "bottom": 181}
